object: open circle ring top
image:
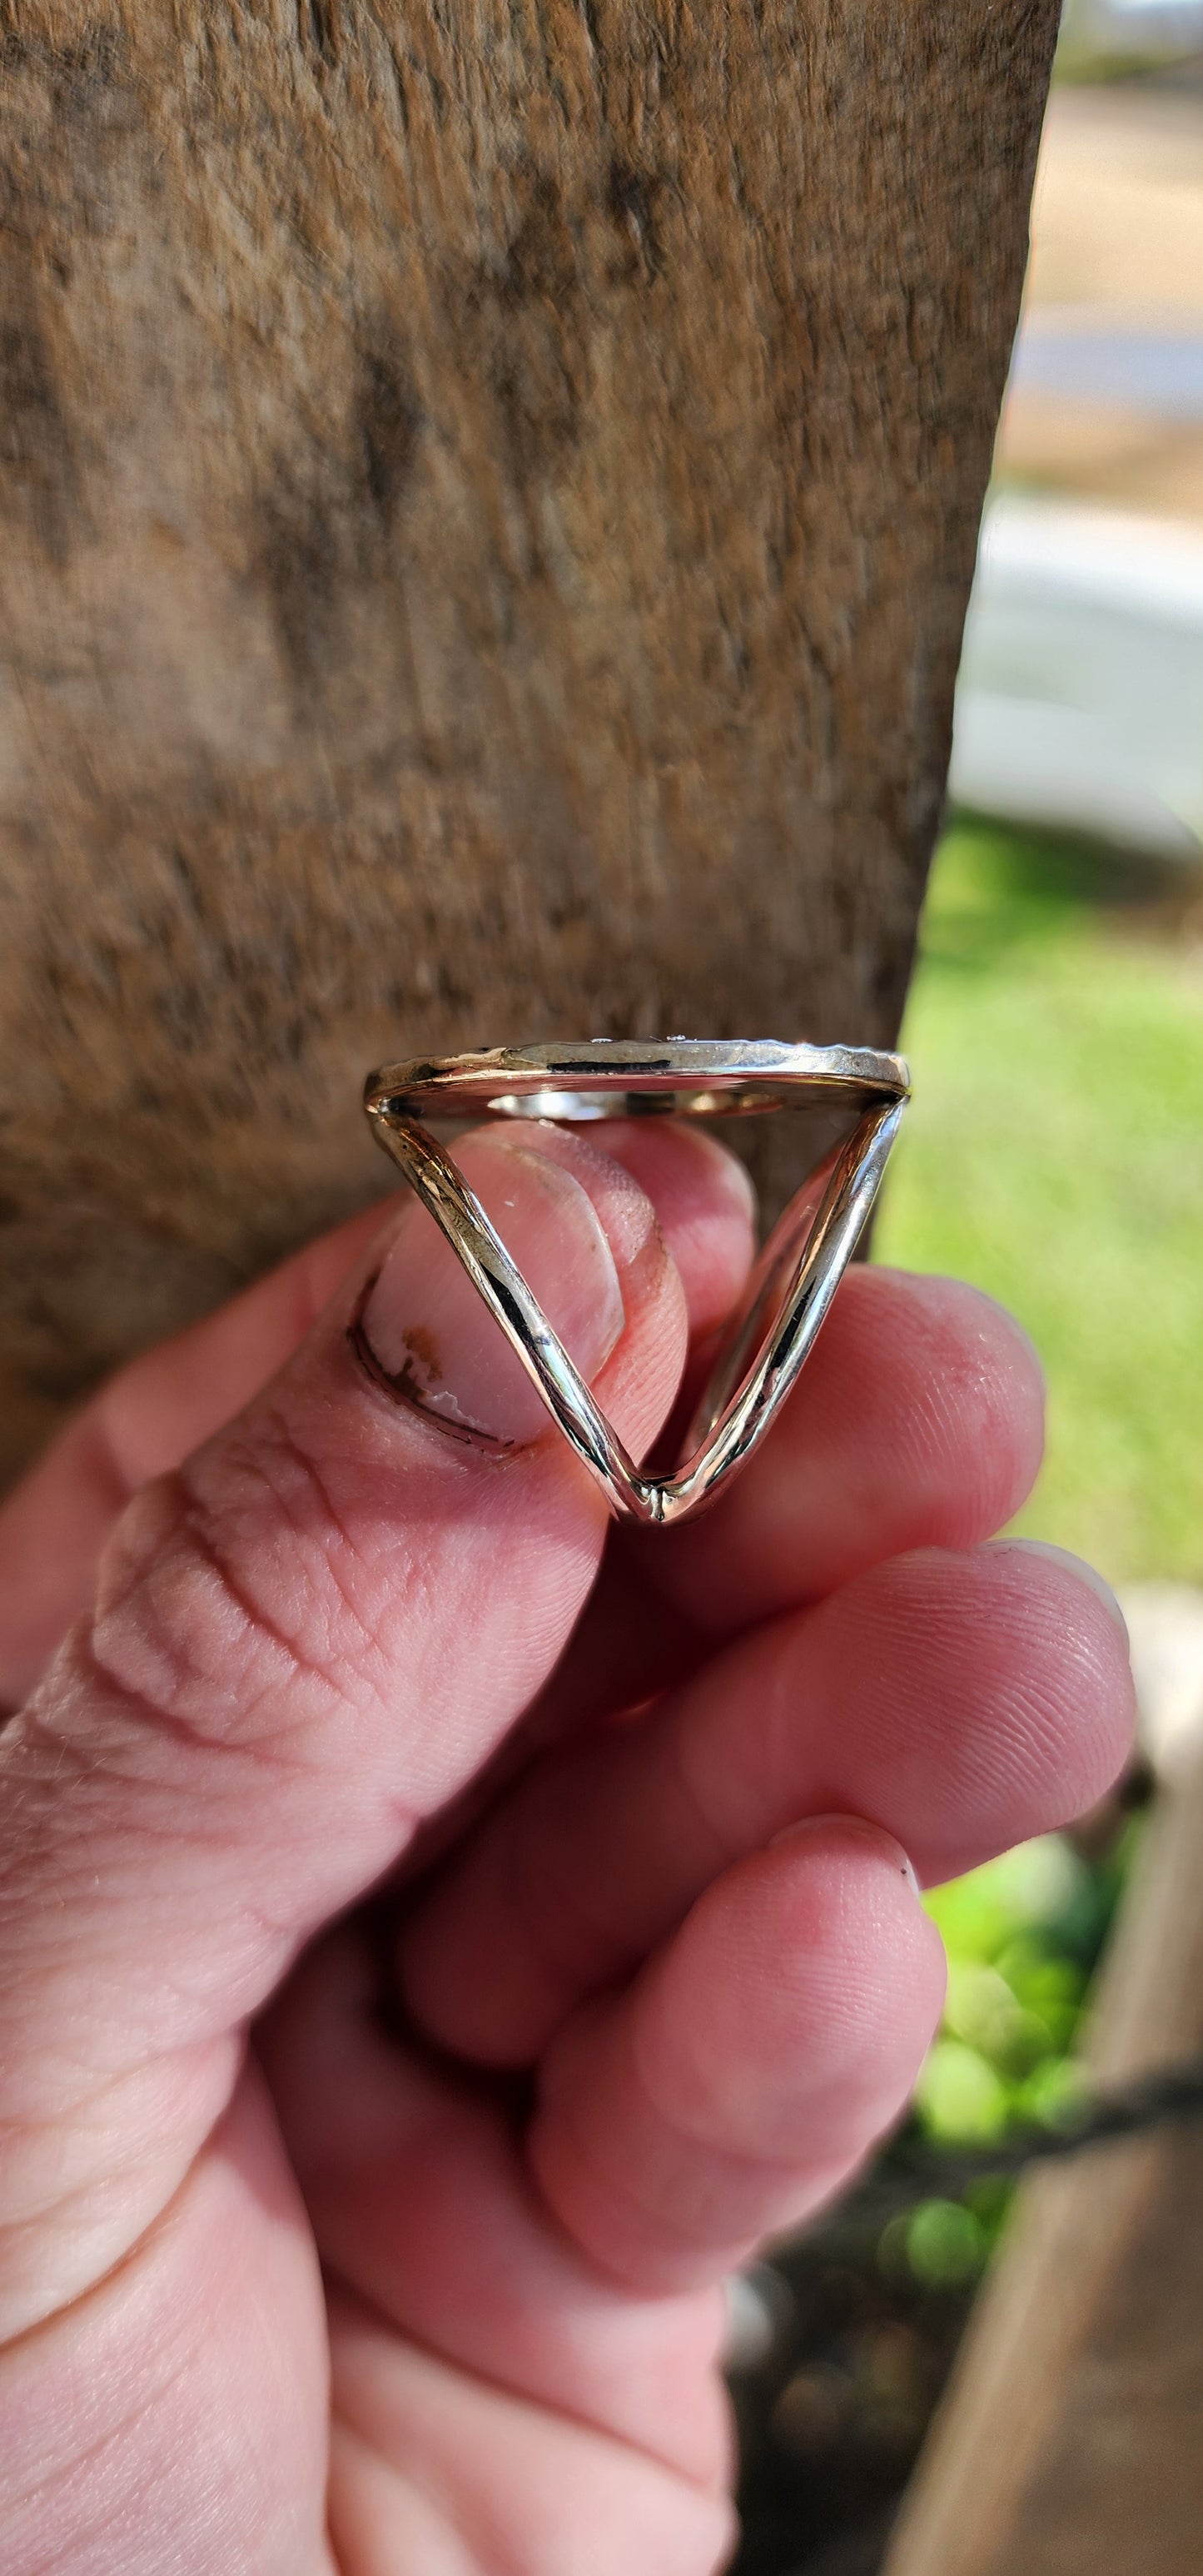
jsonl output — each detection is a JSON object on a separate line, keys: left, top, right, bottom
{"left": 363, "top": 1040, "right": 909, "bottom": 1528}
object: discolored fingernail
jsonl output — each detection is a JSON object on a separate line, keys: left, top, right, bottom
{"left": 357, "top": 1135, "right": 626, "bottom": 1449}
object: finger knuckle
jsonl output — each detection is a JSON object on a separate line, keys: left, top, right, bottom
{"left": 82, "top": 1410, "right": 382, "bottom": 1757}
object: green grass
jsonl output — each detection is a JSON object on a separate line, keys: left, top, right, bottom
{"left": 874, "top": 819, "right": 1203, "bottom": 1587}
{"left": 864, "top": 817, "right": 1195, "bottom": 2265}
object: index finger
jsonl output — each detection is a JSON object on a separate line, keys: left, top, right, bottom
{"left": 519, "top": 1263, "right": 1048, "bottom": 1742}
{"left": 636, "top": 1263, "right": 1046, "bottom": 1635}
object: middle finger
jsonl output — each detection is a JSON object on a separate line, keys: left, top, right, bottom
{"left": 397, "top": 1540, "right": 1134, "bottom": 2066}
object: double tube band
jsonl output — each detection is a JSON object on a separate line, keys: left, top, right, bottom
{"left": 364, "top": 1041, "right": 909, "bottom": 1528}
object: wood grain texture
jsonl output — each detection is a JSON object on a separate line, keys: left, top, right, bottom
{"left": 886, "top": 1750, "right": 1203, "bottom": 2576}
{"left": 0, "top": 0, "right": 1058, "bottom": 1475}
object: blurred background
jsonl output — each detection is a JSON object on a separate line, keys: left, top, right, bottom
{"left": 733, "top": 14, "right": 1203, "bottom": 2570}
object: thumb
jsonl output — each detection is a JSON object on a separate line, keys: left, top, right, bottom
{"left": 0, "top": 1120, "right": 717, "bottom": 2339}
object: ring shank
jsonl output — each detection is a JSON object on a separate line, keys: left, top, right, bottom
{"left": 362, "top": 1038, "right": 910, "bottom": 1527}
{"left": 365, "top": 1040, "right": 910, "bottom": 1128}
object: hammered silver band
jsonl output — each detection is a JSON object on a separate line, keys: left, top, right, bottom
{"left": 363, "top": 1041, "right": 909, "bottom": 1527}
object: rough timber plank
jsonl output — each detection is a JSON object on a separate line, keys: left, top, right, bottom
{"left": 886, "top": 1744, "right": 1203, "bottom": 2576}
{"left": 0, "top": 2, "right": 1057, "bottom": 1473}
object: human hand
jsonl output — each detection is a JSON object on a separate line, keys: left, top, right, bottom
{"left": 0, "top": 1121, "right": 1134, "bottom": 2574}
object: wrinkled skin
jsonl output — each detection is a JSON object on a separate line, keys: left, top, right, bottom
{"left": 0, "top": 1122, "right": 1133, "bottom": 2574}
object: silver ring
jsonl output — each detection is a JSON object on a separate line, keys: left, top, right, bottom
{"left": 363, "top": 1041, "right": 909, "bottom": 1527}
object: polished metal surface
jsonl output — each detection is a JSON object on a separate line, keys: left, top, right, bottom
{"left": 363, "top": 1041, "right": 909, "bottom": 1527}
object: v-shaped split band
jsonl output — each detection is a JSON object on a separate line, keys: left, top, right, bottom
{"left": 364, "top": 1042, "right": 908, "bottom": 1527}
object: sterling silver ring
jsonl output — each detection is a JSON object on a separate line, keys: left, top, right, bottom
{"left": 363, "top": 1041, "right": 909, "bottom": 1527}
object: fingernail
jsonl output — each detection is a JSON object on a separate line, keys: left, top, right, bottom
{"left": 992, "top": 1539, "right": 1129, "bottom": 1639}
{"left": 358, "top": 1136, "right": 625, "bottom": 1448}
{"left": 770, "top": 1813, "right": 922, "bottom": 1897}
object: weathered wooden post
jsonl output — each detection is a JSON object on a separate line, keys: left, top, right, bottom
{"left": 0, "top": 0, "right": 1057, "bottom": 1484}
{"left": 886, "top": 1745, "right": 1203, "bottom": 2576}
